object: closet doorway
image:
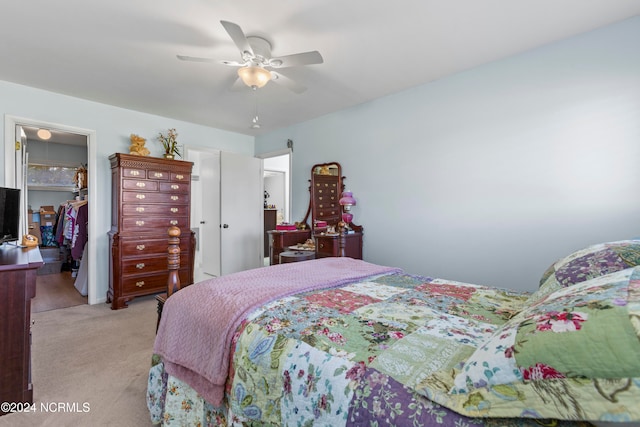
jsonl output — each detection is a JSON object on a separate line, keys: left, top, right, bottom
{"left": 4, "top": 116, "right": 97, "bottom": 310}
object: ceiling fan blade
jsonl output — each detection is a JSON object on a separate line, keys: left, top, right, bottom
{"left": 220, "top": 20, "right": 254, "bottom": 56}
{"left": 269, "top": 51, "right": 323, "bottom": 68}
{"left": 220, "top": 59, "right": 246, "bottom": 67}
{"left": 176, "top": 54, "right": 218, "bottom": 63}
{"left": 271, "top": 71, "right": 307, "bottom": 94}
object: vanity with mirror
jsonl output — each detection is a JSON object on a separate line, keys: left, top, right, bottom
{"left": 267, "top": 161, "right": 363, "bottom": 264}
{"left": 303, "top": 162, "right": 363, "bottom": 259}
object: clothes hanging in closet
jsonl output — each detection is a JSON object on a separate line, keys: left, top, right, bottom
{"left": 55, "top": 200, "right": 88, "bottom": 260}
{"left": 71, "top": 202, "right": 88, "bottom": 260}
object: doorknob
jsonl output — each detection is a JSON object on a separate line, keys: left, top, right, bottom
{"left": 200, "top": 221, "right": 206, "bottom": 224}
{"left": 222, "top": 224, "right": 229, "bottom": 228}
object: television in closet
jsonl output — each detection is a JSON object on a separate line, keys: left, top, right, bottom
{"left": 0, "top": 187, "right": 21, "bottom": 244}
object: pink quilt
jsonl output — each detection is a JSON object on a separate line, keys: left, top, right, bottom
{"left": 153, "top": 257, "right": 401, "bottom": 406}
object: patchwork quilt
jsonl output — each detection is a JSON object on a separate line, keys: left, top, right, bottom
{"left": 147, "top": 240, "right": 640, "bottom": 426}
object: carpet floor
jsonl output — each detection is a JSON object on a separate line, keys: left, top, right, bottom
{"left": 0, "top": 295, "right": 158, "bottom": 427}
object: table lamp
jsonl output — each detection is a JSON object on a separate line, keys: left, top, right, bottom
{"left": 339, "top": 190, "right": 356, "bottom": 223}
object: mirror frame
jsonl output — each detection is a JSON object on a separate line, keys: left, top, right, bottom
{"left": 302, "top": 162, "right": 343, "bottom": 231}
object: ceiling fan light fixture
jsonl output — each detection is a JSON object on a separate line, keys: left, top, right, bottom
{"left": 238, "top": 66, "right": 271, "bottom": 88}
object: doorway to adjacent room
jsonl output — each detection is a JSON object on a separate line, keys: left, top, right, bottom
{"left": 4, "top": 115, "right": 98, "bottom": 309}
{"left": 259, "top": 149, "right": 292, "bottom": 265}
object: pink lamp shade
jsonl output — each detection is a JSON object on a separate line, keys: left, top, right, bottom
{"left": 339, "top": 190, "right": 356, "bottom": 223}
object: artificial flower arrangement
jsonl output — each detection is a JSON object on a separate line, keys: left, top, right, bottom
{"left": 157, "top": 128, "right": 181, "bottom": 158}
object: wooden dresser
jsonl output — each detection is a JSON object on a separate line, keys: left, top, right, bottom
{"left": 108, "top": 153, "right": 195, "bottom": 310}
{"left": 0, "top": 246, "right": 43, "bottom": 414}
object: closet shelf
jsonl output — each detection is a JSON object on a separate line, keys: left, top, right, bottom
{"left": 28, "top": 185, "right": 76, "bottom": 192}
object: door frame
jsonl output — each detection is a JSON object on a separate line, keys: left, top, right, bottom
{"left": 4, "top": 115, "right": 98, "bottom": 305}
{"left": 258, "top": 148, "right": 292, "bottom": 225}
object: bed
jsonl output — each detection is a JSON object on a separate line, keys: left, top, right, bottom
{"left": 147, "top": 239, "right": 640, "bottom": 426}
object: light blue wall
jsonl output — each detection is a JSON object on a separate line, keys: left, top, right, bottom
{"left": 256, "top": 16, "right": 640, "bottom": 291}
{"left": 0, "top": 81, "right": 254, "bottom": 301}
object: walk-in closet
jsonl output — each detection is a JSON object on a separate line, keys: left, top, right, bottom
{"left": 22, "top": 126, "right": 89, "bottom": 313}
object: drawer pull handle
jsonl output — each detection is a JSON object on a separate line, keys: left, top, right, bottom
{"left": 136, "top": 245, "right": 145, "bottom": 251}
{"left": 171, "top": 196, "right": 178, "bottom": 201}
{"left": 136, "top": 263, "right": 145, "bottom": 269}
{"left": 154, "top": 172, "right": 163, "bottom": 178}
{"left": 136, "top": 182, "right": 146, "bottom": 188}
{"left": 170, "top": 220, "right": 178, "bottom": 225}
{"left": 136, "top": 220, "right": 145, "bottom": 226}
{"left": 319, "top": 243, "right": 324, "bottom": 248}
{"left": 171, "top": 208, "right": 178, "bottom": 213}
{"left": 136, "top": 194, "right": 145, "bottom": 200}
{"left": 176, "top": 174, "right": 184, "bottom": 180}
{"left": 136, "top": 207, "right": 145, "bottom": 212}
{"left": 136, "top": 281, "right": 145, "bottom": 287}
{"left": 171, "top": 184, "right": 179, "bottom": 190}
{"left": 130, "top": 170, "right": 140, "bottom": 176}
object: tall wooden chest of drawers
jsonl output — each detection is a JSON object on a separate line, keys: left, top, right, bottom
{"left": 108, "top": 153, "right": 195, "bottom": 310}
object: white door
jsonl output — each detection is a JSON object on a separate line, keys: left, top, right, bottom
{"left": 220, "top": 151, "right": 263, "bottom": 275}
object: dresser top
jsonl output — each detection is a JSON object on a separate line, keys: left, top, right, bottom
{"left": 0, "top": 245, "right": 43, "bottom": 271}
{"left": 109, "top": 153, "right": 193, "bottom": 172}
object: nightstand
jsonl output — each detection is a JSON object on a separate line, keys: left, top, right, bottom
{"left": 315, "top": 231, "right": 363, "bottom": 259}
{"left": 267, "top": 229, "right": 311, "bottom": 265}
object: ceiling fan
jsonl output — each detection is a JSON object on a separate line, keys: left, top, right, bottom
{"left": 177, "top": 20, "right": 323, "bottom": 93}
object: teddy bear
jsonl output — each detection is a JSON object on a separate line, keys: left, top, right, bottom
{"left": 129, "top": 134, "right": 150, "bottom": 156}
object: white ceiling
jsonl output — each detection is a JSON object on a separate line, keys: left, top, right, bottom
{"left": 2, "top": 1, "right": 639, "bottom": 137}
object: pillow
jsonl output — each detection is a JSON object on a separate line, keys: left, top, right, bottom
{"left": 539, "top": 240, "right": 640, "bottom": 287}
{"left": 534, "top": 240, "right": 640, "bottom": 301}
{"left": 449, "top": 266, "right": 640, "bottom": 421}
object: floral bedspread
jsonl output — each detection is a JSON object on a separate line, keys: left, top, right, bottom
{"left": 147, "top": 265, "right": 634, "bottom": 426}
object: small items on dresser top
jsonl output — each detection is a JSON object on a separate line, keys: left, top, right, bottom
{"left": 275, "top": 223, "right": 297, "bottom": 231}
{"left": 288, "top": 239, "right": 316, "bottom": 251}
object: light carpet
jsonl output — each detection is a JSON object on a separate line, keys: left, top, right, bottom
{"left": 0, "top": 296, "right": 158, "bottom": 427}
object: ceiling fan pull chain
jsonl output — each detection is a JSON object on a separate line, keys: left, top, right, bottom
{"left": 251, "top": 87, "right": 261, "bottom": 129}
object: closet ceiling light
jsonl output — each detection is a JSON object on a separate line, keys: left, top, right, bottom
{"left": 37, "top": 129, "right": 52, "bottom": 140}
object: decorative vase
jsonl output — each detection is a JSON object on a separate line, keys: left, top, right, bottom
{"left": 163, "top": 153, "right": 175, "bottom": 160}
